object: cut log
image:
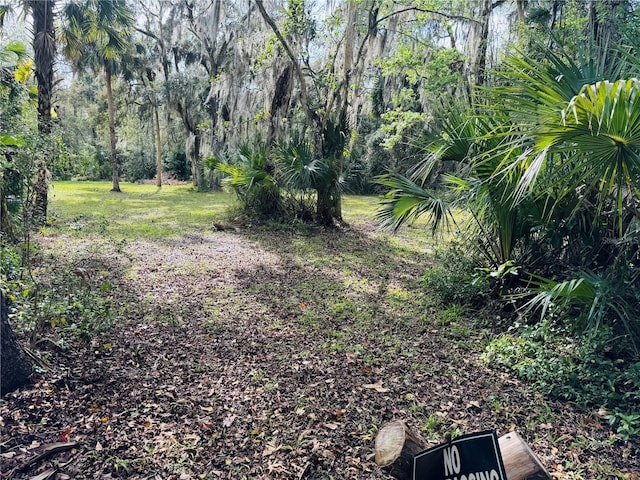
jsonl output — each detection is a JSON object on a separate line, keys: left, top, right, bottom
{"left": 374, "top": 421, "right": 551, "bottom": 480}
{"left": 374, "top": 420, "right": 426, "bottom": 480}
{"left": 498, "top": 431, "right": 550, "bottom": 480}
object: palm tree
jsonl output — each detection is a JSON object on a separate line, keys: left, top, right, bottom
{"left": 377, "top": 101, "right": 543, "bottom": 267}
{"left": 61, "top": 0, "right": 134, "bottom": 192}
{"left": 378, "top": 46, "right": 640, "bottom": 347}
{"left": 29, "top": 0, "right": 55, "bottom": 222}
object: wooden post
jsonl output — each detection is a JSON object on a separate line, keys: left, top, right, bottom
{"left": 374, "top": 421, "right": 551, "bottom": 480}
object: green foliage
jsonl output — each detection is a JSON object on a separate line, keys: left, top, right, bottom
{"left": 210, "top": 144, "right": 282, "bottom": 219}
{"left": 1, "top": 244, "right": 117, "bottom": 342}
{"left": 122, "top": 149, "right": 155, "bottom": 183}
{"left": 607, "top": 411, "right": 640, "bottom": 443}
{"left": 484, "top": 321, "right": 639, "bottom": 441}
{"left": 62, "top": 0, "right": 134, "bottom": 68}
{"left": 421, "top": 245, "right": 487, "bottom": 306}
{"left": 377, "top": 42, "right": 640, "bottom": 358}
{"left": 519, "top": 269, "right": 639, "bottom": 353}
{"left": 0, "top": 245, "right": 21, "bottom": 280}
{"left": 376, "top": 172, "right": 451, "bottom": 234}
{"left": 163, "top": 149, "right": 189, "bottom": 181}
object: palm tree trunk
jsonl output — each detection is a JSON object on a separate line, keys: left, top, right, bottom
{"left": 105, "top": 68, "right": 121, "bottom": 192}
{"left": 154, "top": 105, "right": 162, "bottom": 187}
{"left": 31, "top": 0, "right": 55, "bottom": 224}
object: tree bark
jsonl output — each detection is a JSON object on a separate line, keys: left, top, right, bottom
{"left": 1, "top": 291, "right": 33, "bottom": 395}
{"left": 105, "top": 68, "right": 121, "bottom": 192}
{"left": 30, "top": 0, "right": 56, "bottom": 224}
{"left": 374, "top": 420, "right": 426, "bottom": 480}
{"left": 474, "top": 0, "right": 492, "bottom": 87}
{"left": 154, "top": 105, "right": 162, "bottom": 187}
{"left": 186, "top": 132, "right": 205, "bottom": 191}
{"left": 516, "top": 0, "right": 525, "bottom": 23}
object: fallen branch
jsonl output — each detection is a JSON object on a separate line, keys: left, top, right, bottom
{"left": 15, "top": 441, "right": 79, "bottom": 475}
{"left": 29, "top": 468, "right": 57, "bottom": 480}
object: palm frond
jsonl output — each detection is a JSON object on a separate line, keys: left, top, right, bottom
{"left": 376, "top": 173, "right": 451, "bottom": 234}
{"left": 519, "top": 273, "right": 598, "bottom": 321}
{"left": 518, "top": 271, "right": 637, "bottom": 352}
{"left": 536, "top": 78, "right": 640, "bottom": 234}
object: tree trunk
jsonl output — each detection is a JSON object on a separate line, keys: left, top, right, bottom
{"left": 516, "top": 0, "right": 525, "bottom": 23}
{"left": 317, "top": 187, "right": 332, "bottom": 227}
{"left": 1, "top": 291, "right": 33, "bottom": 395}
{"left": 186, "top": 132, "right": 205, "bottom": 191}
{"left": 257, "top": 0, "right": 347, "bottom": 226}
{"left": 474, "top": 0, "right": 492, "bottom": 87}
{"left": 1, "top": 178, "right": 13, "bottom": 240}
{"left": 30, "top": 0, "right": 55, "bottom": 224}
{"left": 548, "top": 0, "right": 560, "bottom": 45}
{"left": 374, "top": 420, "right": 426, "bottom": 480}
{"left": 105, "top": 68, "right": 121, "bottom": 192}
{"left": 154, "top": 105, "right": 162, "bottom": 187}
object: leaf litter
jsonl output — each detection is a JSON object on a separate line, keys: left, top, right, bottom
{"left": 1, "top": 226, "right": 638, "bottom": 479}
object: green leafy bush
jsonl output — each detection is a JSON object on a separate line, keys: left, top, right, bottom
{"left": 484, "top": 320, "right": 640, "bottom": 440}
{"left": 3, "top": 252, "right": 117, "bottom": 342}
{"left": 421, "top": 245, "right": 488, "bottom": 306}
{"left": 122, "top": 150, "right": 155, "bottom": 183}
{"left": 163, "top": 149, "right": 190, "bottom": 181}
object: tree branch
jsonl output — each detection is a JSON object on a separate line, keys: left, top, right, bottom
{"left": 255, "top": 0, "right": 310, "bottom": 122}
{"left": 383, "top": 4, "right": 481, "bottom": 26}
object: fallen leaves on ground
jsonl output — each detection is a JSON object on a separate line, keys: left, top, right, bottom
{"left": 1, "top": 227, "right": 637, "bottom": 479}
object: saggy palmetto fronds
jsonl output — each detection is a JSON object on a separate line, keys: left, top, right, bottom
{"left": 210, "top": 144, "right": 281, "bottom": 217}
{"left": 376, "top": 172, "right": 452, "bottom": 235}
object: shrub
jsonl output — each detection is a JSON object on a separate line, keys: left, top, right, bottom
{"left": 163, "top": 149, "right": 190, "bottom": 181}
{"left": 122, "top": 151, "right": 155, "bottom": 183}
{"left": 421, "top": 245, "right": 488, "bottom": 306}
{"left": 484, "top": 320, "right": 640, "bottom": 423}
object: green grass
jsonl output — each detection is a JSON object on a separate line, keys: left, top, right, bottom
{"left": 49, "top": 181, "right": 235, "bottom": 239}
{"left": 47, "top": 181, "right": 463, "bottom": 243}
{"left": 48, "top": 181, "right": 393, "bottom": 239}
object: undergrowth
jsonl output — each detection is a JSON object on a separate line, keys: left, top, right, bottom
{"left": 422, "top": 243, "right": 640, "bottom": 443}
{"left": 484, "top": 321, "right": 640, "bottom": 441}
{"left": 1, "top": 244, "right": 118, "bottom": 347}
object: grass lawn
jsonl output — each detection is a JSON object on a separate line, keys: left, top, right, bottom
{"left": 49, "top": 181, "right": 236, "bottom": 238}
{"left": 48, "top": 181, "right": 447, "bottom": 256}
{"left": 49, "top": 181, "right": 385, "bottom": 238}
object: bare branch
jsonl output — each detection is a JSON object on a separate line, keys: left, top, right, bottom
{"left": 382, "top": 3, "right": 481, "bottom": 26}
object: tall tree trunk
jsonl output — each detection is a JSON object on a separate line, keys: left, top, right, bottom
{"left": 186, "top": 132, "right": 204, "bottom": 191}
{"left": 154, "top": 105, "right": 162, "bottom": 187}
{"left": 30, "top": 0, "right": 55, "bottom": 224}
{"left": 516, "top": 0, "right": 525, "bottom": 23}
{"left": 548, "top": 0, "right": 560, "bottom": 46}
{"left": 1, "top": 177, "right": 13, "bottom": 240}
{"left": 105, "top": 68, "right": 121, "bottom": 192}
{"left": 474, "top": 0, "right": 492, "bottom": 87}
{"left": 1, "top": 291, "right": 33, "bottom": 395}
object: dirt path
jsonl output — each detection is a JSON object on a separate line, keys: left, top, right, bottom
{"left": 1, "top": 226, "right": 637, "bottom": 479}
